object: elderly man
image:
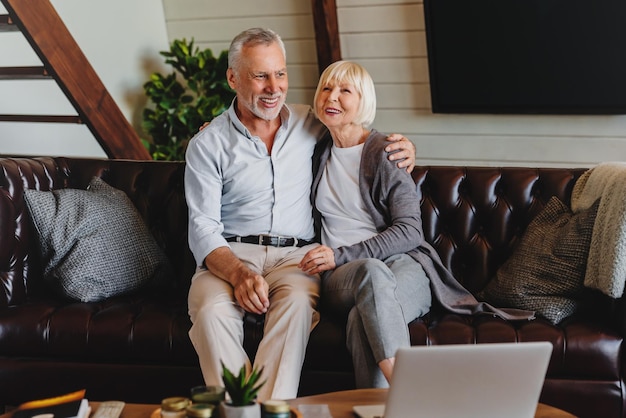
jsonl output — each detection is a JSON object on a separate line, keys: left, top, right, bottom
{"left": 185, "top": 27, "right": 415, "bottom": 401}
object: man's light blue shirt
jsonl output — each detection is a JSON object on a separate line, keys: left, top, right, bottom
{"left": 185, "top": 102, "right": 326, "bottom": 266}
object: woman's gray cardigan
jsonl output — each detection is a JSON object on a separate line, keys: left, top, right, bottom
{"left": 311, "top": 130, "right": 534, "bottom": 321}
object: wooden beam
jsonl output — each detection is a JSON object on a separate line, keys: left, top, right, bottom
{"left": 0, "top": 0, "right": 151, "bottom": 160}
{"left": 311, "top": 0, "right": 342, "bottom": 75}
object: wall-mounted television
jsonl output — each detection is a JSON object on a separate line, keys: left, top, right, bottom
{"left": 423, "top": 0, "right": 626, "bottom": 114}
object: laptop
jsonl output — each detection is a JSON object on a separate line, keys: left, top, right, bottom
{"left": 353, "top": 341, "right": 553, "bottom": 418}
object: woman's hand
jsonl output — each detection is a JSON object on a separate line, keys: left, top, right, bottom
{"left": 299, "top": 245, "right": 336, "bottom": 274}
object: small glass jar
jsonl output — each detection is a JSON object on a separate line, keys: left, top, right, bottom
{"left": 185, "top": 403, "right": 215, "bottom": 418}
{"left": 261, "top": 399, "right": 291, "bottom": 418}
{"left": 161, "top": 397, "right": 192, "bottom": 418}
{"left": 190, "top": 385, "right": 225, "bottom": 407}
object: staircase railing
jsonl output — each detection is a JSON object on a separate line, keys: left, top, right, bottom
{"left": 0, "top": 0, "right": 151, "bottom": 159}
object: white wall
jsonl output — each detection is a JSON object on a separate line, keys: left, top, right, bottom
{"left": 335, "top": 0, "right": 626, "bottom": 168}
{"left": 162, "top": 0, "right": 626, "bottom": 168}
{"left": 0, "top": 0, "right": 170, "bottom": 157}
{"left": 162, "top": 0, "right": 319, "bottom": 107}
{"left": 3, "top": 0, "right": 625, "bottom": 167}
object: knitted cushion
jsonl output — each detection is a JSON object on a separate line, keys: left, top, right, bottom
{"left": 479, "top": 196, "right": 599, "bottom": 324}
{"left": 24, "top": 177, "right": 171, "bottom": 302}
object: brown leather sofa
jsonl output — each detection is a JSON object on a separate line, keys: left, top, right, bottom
{"left": 0, "top": 157, "right": 622, "bottom": 418}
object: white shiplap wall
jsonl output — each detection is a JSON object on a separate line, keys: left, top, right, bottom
{"left": 162, "top": 0, "right": 319, "bottom": 107}
{"left": 162, "top": 0, "right": 626, "bottom": 168}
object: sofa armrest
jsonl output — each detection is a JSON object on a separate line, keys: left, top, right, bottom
{"left": 0, "top": 187, "right": 27, "bottom": 308}
{"left": 0, "top": 157, "right": 64, "bottom": 308}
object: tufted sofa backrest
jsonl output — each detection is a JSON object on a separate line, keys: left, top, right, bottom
{"left": 413, "top": 166, "right": 586, "bottom": 293}
{"left": 0, "top": 157, "right": 192, "bottom": 307}
{"left": 0, "top": 157, "right": 587, "bottom": 308}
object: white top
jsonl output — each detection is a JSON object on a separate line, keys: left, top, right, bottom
{"left": 316, "top": 142, "right": 377, "bottom": 248}
{"left": 184, "top": 101, "right": 326, "bottom": 266}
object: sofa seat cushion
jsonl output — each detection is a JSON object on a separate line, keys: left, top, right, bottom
{"left": 407, "top": 313, "right": 623, "bottom": 381}
{"left": 0, "top": 295, "right": 196, "bottom": 364}
{"left": 301, "top": 311, "right": 622, "bottom": 385}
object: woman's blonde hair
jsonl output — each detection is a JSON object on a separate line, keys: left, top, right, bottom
{"left": 313, "top": 60, "right": 376, "bottom": 127}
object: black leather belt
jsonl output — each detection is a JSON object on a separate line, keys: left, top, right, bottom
{"left": 226, "top": 235, "right": 312, "bottom": 248}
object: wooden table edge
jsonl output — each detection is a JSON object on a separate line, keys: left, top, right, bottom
{"left": 1, "top": 392, "right": 575, "bottom": 418}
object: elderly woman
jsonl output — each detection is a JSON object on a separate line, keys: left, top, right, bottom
{"left": 299, "top": 61, "right": 533, "bottom": 389}
{"left": 298, "top": 60, "right": 431, "bottom": 388}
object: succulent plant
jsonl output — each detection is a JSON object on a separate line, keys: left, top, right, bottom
{"left": 220, "top": 361, "right": 266, "bottom": 406}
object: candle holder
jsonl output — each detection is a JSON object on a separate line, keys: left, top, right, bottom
{"left": 190, "top": 385, "right": 226, "bottom": 407}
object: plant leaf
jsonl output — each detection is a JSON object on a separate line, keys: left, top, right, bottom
{"left": 141, "top": 38, "right": 235, "bottom": 160}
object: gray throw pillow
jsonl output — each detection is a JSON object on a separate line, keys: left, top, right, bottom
{"left": 478, "top": 196, "right": 599, "bottom": 324}
{"left": 24, "top": 177, "right": 171, "bottom": 302}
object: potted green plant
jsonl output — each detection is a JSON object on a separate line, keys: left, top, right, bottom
{"left": 220, "top": 361, "right": 266, "bottom": 418}
{"left": 141, "top": 38, "right": 235, "bottom": 160}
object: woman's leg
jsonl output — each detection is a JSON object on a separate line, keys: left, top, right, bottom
{"left": 377, "top": 254, "right": 431, "bottom": 382}
{"left": 323, "top": 255, "right": 430, "bottom": 388}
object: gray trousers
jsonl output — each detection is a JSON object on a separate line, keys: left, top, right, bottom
{"left": 322, "top": 254, "right": 431, "bottom": 388}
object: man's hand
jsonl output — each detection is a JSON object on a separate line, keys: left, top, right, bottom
{"left": 385, "top": 133, "right": 416, "bottom": 173}
{"left": 231, "top": 270, "right": 270, "bottom": 315}
{"left": 299, "top": 245, "right": 336, "bottom": 275}
{"left": 204, "top": 247, "right": 269, "bottom": 315}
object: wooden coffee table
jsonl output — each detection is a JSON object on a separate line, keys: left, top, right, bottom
{"left": 2, "top": 391, "right": 575, "bottom": 418}
{"left": 96, "top": 389, "right": 574, "bottom": 418}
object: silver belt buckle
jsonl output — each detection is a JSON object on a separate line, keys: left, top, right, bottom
{"left": 274, "top": 235, "right": 280, "bottom": 247}
{"left": 259, "top": 234, "right": 297, "bottom": 247}
{"left": 259, "top": 234, "right": 275, "bottom": 246}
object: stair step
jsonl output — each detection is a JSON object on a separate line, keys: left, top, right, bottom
{"left": 0, "top": 114, "right": 82, "bottom": 123}
{"left": 0, "top": 14, "right": 18, "bottom": 32}
{"left": 0, "top": 66, "right": 51, "bottom": 80}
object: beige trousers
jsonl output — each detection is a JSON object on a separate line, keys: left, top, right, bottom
{"left": 188, "top": 243, "right": 320, "bottom": 401}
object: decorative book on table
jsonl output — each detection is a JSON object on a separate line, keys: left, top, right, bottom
{"left": 12, "top": 389, "right": 90, "bottom": 418}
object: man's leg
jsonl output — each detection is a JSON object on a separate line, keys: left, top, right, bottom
{"left": 253, "top": 244, "right": 320, "bottom": 401}
{"left": 188, "top": 267, "right": 249, "bottom": 389}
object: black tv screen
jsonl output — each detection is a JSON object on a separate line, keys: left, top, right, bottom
{"left": 423, "top": 0, "right": 626, "bottom": 114}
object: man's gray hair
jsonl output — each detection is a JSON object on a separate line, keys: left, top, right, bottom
{"left": 228, "top": 28, "right": 286, "bottom": 72}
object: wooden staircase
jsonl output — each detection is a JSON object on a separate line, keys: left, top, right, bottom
{"left": 0, "top": 0, "right": 151, "bottom": 159}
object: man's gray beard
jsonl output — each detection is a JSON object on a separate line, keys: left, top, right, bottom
{"left": 249, "top": 96, "right": 285, "bottom": 121}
